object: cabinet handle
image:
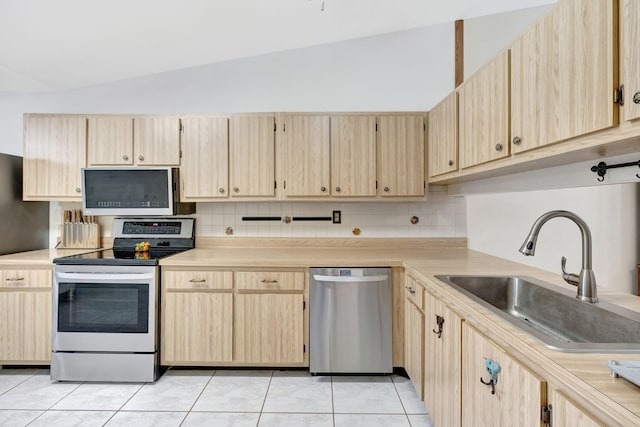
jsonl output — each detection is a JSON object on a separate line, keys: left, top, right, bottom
{"left": 261, "top": 279, "right": 279, "bottom": 284}
{"left": 321, "top": 186, "right": 327, "bottom": 192}
{"left": 335, "top": 186, "right": 341, "bottom": 192}
{"left": 432, "top": 315, "right": 445, "bottom": 338}
{"left": 512, "top": 136, "right": 521, "bottom": 145}
{"left": 495, "top": 143, "right": 503, "bottom": 151}
{"left": 480, "top": 358, "right": 501, "bottom": 395}
{"left": 218, "top": 188, "right": 225, "bottom": 193}
{"left": 383, "top": 187, "right": 390, "bottom": 192}
{"left": 634, "top": 91, "right": 640, "bottom": 104}
{"left": 123, "top": 155, "right": 129, "bottom": 161}
{"left": 448, "top": 160, "right": 454, "bottom": 166}
{"left": 6, "top": 277, "right": 25, "bottom": 281}
{"left": 75, "top": 187, "right": 81, "bottom": 193}
{"left": 233, "top": 187, "right": 239, "bottom": 193}
{"left": 188, "top": 279, "right": 206, "bottom": 283}
{"left": 138, "top": 155, "right": 144, "bottom": 161}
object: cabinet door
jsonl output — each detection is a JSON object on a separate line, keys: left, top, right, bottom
{"left": 378, "top": 115, "right": 425, "bottom": 197}
{"left": 458, "top": 51, "right": 510, "bottom": 169}
{"left": 0, "top": 290, "right": 51, "bottom": 363}
{"left": 133, "top": 117, "right": 181, "bottom": 165}
{"left": 229, "top": 115, "right": 276, "bottom": 197}
{"left": 330, "top": 115, "right": 377, "bottom": 197}
{"left": 549, "top": 388, "right": 604, "bottom": 427}
{"left": 235, "top": 293, "right": 304, "bottom": 364}
{"left": 462, "top": 323, "right": 545, "bottom": 427}
{"left": 428, "top": 93, "right": 458, "bottom": 177}
{"left": 87, "top": 117, "right": 134, "bottom": 166}
{"left": 424, "top": 292, "right": 462, "bottom": 427}
{"left": 281, "top": 115, "right": 330, "bottom": 197}
{"left": 621, "top": 0, "right": 640, "bottom": 122}
{"left": 404, "top": 299, "right": 424, "bottom": 398}
{"left": 162, "top": 292, "right": 233, "bottom": 364}
{"left": 23, "top": 115, "right": 86, "bottom": 201}
{"left": 181, "top": 116, "right": 229, "bottom": 200}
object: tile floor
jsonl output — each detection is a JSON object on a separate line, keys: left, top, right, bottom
{"left": 0, "top": 368, "right": 435, "bottom": 427}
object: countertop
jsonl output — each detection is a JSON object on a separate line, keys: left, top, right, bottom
{"left": 1, "top": 239, "right": 639, "bottom": 425}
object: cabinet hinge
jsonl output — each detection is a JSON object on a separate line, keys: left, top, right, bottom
{"left": 375, "top": 123, "right": 378, "bottom": 132}
{"left": 614, "top": 85, "right": 625, "bottom": 106}
{"left": 541, "top": 404, "right": 552, "bottom": 426}
{"left": 303, "top": 344, "right": 306, "bottom": 353}
{"left": 283, "top": 123, "right": 286, "bottom": 132}
{"left": 274, "top": 180, "right": 277, "bottom": 189}
{"left": 179, "top": 121, "right": 184, "bottom": 132}
{"left": 424, "top": 180, "right": 426, "bottom": 189}
{"left": 274, "top": 123, "right": 277, "bottom": 132}
{"left": 179, "top": 150, "right": 183, "bottom": 159}
{"left": 375, "top": 180, "right": 378, "bottom": 189}
{"left": 303, "top": 301, "right": 306, "bottom": 310}
{"left": 283, "top": 180, "right": 286, "bottom": 189}
{"left": 423, "top": 123, "right": 426, "bottom": 132}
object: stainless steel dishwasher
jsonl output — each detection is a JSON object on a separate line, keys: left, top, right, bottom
{"left": 310, "top": 267, "right": 392, "bottom": 374}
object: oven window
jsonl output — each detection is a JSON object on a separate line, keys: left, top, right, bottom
{"left": 57, "top": 283, "right": 149, "bottom": 333}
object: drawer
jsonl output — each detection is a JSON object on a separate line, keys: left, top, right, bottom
{"left": 235, "top": 271, "right": 305, "bottom": 291}
{"left": 164, "top": 270, "right": 233, "bottom": 290}
{"left": 405, "top": 275, "right": 423, "bottom": 309}
{"left": 0, "top": 269, "right": 51, "bottom": 289}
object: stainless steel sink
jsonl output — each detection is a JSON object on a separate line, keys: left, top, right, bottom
{"left": 435, "top": 275, "right": 640, "bottom": 353}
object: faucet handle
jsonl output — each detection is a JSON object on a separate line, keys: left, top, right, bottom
{"left": 561, "top": 256, "right": 580, "bottom": 286}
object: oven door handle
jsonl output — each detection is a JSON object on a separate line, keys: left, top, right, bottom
{"left": 55, "top": 272, "right": 155, "bottom": 282}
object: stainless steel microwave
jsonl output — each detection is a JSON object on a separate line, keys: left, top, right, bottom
{"left": 81, "top": 167, "right": 195, "bottom": 216}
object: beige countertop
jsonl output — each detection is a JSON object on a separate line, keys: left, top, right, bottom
{"left": 0, "top": 248, "right": 100, "bottom": 266}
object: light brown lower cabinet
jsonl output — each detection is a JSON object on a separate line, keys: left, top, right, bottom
{"left": 0, "top": 268, "right": 52, "bottom": 364}
{"left": 461, "top": 323, "right": 546, "bottom": 427}
{"left": 548, "top": 388, "right": 604, "bottom": 427}
{"left": 404, "top": 274, "right": 425, "bottom": 398}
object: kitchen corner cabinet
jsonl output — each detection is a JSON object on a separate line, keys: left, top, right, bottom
{"left": 23, "top": 114, "right": 86, "bottom": 201}
{"left": 428, "top": 92, "right": 458, "bottom": 177}
{"left": 0, "top": 268, "right": 52, "bottom": 364}
{"left": 234, "top": 271, "right": 305, "bottom": 364}
{"left": 548, "top": 388, "right": 604, "bottom": 427}
{"left": 458, "top": 50, "right": 510, "bottom": 169}
{"left": 330, "top": 115, "right": 377, "bottom": 197}
{"left": 180, "top": 116, "right": 229, "bottom": 200}
{"left": 462, "top": 323, "right": 546, "bottom": 427}
{"left": 404, "top": 274, "right": 424, "bottom": 398}
{"left": 424, "top": 289, "right": 462, "bottom": 427}
{"left": 230, "top": 114, "right": 276, "bottom": 197}
{"left": 511, "top": 0, "right": 617, "bottom": 153}
{"left": 377, "top": 115, "right": 425, "bottom": 197}
{"left": 132, "top": 117, "right": 181, "bottom": 165}
{"left": 621, "top": 0, "right": 640, "bottom": 123}
{"left": 281, "top": 115, "right": 331, "bottom": 197}
{"left": 161, "top": 270, "right": 234, "bottom": 365}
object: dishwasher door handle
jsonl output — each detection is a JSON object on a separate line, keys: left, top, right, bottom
{"left": 312, "top": 275, "right": 389, "bottom": 283}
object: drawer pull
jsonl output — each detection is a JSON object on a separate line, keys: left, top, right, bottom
{"left": 261, "top": 279, "right": 279, "bottom": 284}
{"left": 188, "top": 279, "right": 206, "bottom": 283}
{"left": 6, "top": 277, "right": 25, "bottom": 281}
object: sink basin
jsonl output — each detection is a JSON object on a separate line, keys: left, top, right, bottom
{"left": 435, "top": 275, "right": 640, "bottom": 353}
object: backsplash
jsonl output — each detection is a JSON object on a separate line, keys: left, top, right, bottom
{"left": 49, "top": 187, "right": 466, "bottom": 246}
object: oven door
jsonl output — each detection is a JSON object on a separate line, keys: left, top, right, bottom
{"left": 52, "top": 265, "right": 157, "bottom": 353}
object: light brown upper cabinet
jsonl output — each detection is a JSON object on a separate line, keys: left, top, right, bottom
{"left": 428, "top": 93, "right": 458, "bottom": 177}
{"left": 281, "top": 115, "right": 331, "bottom": 197}
{"left": 132, "top": 117, "right": 181, "bottom": 166}
{"left": 330, "top": 115, "right": 377, "bottom": 197}
{"left": 229, "top": 114, "right": 276, "bottom": 197}
{"left": 458, "top": 50, "right": 510, "bottom": 169}
{"left": 180, "top": 116, "right": 229, "bottom": 200}
{"left": 621, "top": 0, "right": 640, "bottom": 122}
{"left": 377, "top": 115, "right": 425, "bottom": 197}
{"left": 511, "top": 0, "right": 617, "bottom": 153}
{"left": 23, "top": 114, "right": 86, "bottom": 201}
{"left": 87, "top": 117, "right": 134, "bottom": 166}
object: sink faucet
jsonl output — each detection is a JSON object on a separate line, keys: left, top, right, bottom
{"left": 519, "top": 210, "right": 598, "bottom": 303}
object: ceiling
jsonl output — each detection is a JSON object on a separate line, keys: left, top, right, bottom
{"left": 0, "top": 0, "right": 554, "bottom": 93}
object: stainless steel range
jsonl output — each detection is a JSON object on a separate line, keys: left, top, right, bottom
{"left": 51, "top": 217, "right": 195, "bottom": 382}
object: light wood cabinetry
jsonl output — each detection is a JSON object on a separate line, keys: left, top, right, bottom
{"left": 330, "top": 115, "right": 377, "bottom": 197}
{"left": 458, "top": 50, "right": 510, "bottom": 169}
{"left": 23, "top": 114, "right": 86, "bottom": 201}
{"left": 462, "top": 323, "right": 546, "bottom": 427}
{"left": 230, "top": 114, "right": 276, "bottom": 197}
{"left": 548, "top": 388, "right": 604, "bottom": 427}
{"left": 0, "top": 267, "right": 52, "bottom": 364}
{"left": 87, "top": 117, "right": 134, "bottom": 166}
{"left": 180, "top": 116, "right": 229, "bottom": 200}
{"left": 281, "top": 115, "right": 331, "bottom": 197}
{"left": 621, "top": 0, "right": 640, "bottom": 122}
{"left": 132, "top": 116, "right": 181, "bottom": 166}
{"left": 424, "top": 289, "right": 462, "bottom": 427}
{"left": 404, "top": 274, "right": 424, "bottom": 398}
{"left": 377, "top": 115, "right": 425, "bottom": 197}
{"left": 511, "top": 0, "right": 617, "bottom": 153}
{"left": 161, "top": 270, "right": 233, "bottom": 365}
{"left": 428, "top": 93, "right": 458, "bottom": 177}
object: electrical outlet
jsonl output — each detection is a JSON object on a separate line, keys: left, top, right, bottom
{"left": 332, "top": 210, "right": 341, "bottom": 224}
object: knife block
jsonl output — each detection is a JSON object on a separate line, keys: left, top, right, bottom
{"left": 59, "top": 222, "right": 100, "bottom": 248}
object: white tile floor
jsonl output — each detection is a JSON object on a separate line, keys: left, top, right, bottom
{"left": 0, "top": 368, "right": 435, "bottom": 427}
